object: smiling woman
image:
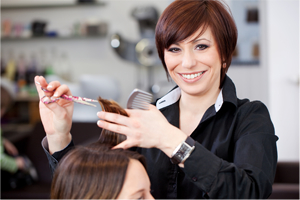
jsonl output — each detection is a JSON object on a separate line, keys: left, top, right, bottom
{"left": 36, "top": 0, "right": 278, "bottom": 199}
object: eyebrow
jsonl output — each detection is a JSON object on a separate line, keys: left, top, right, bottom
{"left": 191, "top": 38, "right": 211, "bottom": 43}
{"left": 172, "top": 38, "right": 211, "bottom": 46}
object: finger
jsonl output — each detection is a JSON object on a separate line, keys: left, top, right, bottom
{"left": 38, "top": 76, "right": 56, "bottom": 96}
{"left": 42, "top": 80, "right": 62, "bottom": 97}
{"left": 51, "top": 84, "right": 72, "bottom": 98}
{"left": 36, "top": 75, "right": 48, "bottom": 88}
{"left": 97, "top": 111, "right": 130, "bottom": 125}
{"left": 46, "top": 81, "right": 61, "bottom": 92}
{"left": 113, "top": 140, "right": 135, "bottom": 150}
{"left": 34, "top": 76, "right": 48, "bottom": 99}
{"left": 35, "top": 76, "right": 59, "bottom": 104}
{"left": 41, "top": 84, "right": 73, "bottom": 104}
{"left": 97, "top": 119, "right": 130, "bottom": 136}
{"left": 124, "top": 108, "right": 144, "bottom": 117}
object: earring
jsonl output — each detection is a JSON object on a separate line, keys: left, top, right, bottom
{"left": 223, "top": 63, "right": 226, "bottom": 68}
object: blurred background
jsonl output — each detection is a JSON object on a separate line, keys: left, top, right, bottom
{"left": 1, "top": 0, "right": 299, "bottom": 199}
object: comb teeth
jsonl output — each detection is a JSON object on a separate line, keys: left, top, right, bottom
{"left": 127, "top": 89, "right": 153, "bottom": 110}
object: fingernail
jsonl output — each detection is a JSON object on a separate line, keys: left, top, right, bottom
{"left": 53, "top": 93, "right": 59, "bottom": 97}
{"left": 42, "top": 97, "right": 51, "bottom": 103}
{"left": 35, "top": 81, "right": 40, "bottom": 85}
{"left": 51, "top": 96, "right": 57, "bottom": 101}
{"left": 97, "top": 112, "right": 100, "bottom": 116}
{"left": 47, "top": 85, "right": 53, "bottom": 89}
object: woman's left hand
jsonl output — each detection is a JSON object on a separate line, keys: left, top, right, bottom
{"left": 97, "top": 104, "right": 186, "bottom": 157}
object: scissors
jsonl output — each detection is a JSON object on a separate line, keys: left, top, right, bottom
{"left": 40, "top": 86, "right": 98, "bottom": 107}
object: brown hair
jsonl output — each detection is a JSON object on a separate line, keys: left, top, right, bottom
{"left": 51, "top": 97, "right": 146, "bottom": 199}
{"left": 155, "top": 0, "right": 238, "bottom": 88}
{"left": 97, "top": 97, "right": 128, "bottom": 146}
{"left": 51, "top": 143, "right": 146, "bottom": 199}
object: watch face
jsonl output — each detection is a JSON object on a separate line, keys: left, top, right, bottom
{"left": 180, "top": 144, "right": 190, "bottom": 154}
{"left": 171, "top": 137, "right": 195, "bottom": 164}
{"left": 174, "top": 142, "right": 192, "bottom": 162}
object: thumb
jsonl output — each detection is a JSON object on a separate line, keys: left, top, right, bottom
{"left": 112, "top": 140, "right": 133, "bottom": 150}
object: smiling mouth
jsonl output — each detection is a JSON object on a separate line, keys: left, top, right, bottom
{"left": 180, "top": 71, "right": 206, "bottom": 80}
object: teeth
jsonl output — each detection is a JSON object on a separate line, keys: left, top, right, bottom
{"left": 181, "top": 71, "right": 204, "bottom": 79}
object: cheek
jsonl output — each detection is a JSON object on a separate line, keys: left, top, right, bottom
{"left": 198, "top": 52, "right": 221, "bottom": 71}
{"left": 164, "top": 54, "right": 177, "bottom": 72}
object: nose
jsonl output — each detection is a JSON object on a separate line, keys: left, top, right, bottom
{"left": 182, "top": 50, "right": 196, "bottom": 69}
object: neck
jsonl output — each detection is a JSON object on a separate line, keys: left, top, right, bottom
{"left": 179, "top": 88, "right": 221, "bottom": 115}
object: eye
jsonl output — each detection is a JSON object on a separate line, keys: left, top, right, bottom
{"left": 167, "top": 47, "right": 181, "bottom": 53}
{"left": 195, "top": 44, "right": 208, "bottom": 50}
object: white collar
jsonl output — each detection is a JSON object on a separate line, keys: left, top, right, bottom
{"left": 156, "top": 87, "right": 223, "bottom": 112}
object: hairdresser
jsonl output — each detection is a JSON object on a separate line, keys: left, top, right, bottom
{"left": 35, "top": 0, "right": 278, "bottom": 199}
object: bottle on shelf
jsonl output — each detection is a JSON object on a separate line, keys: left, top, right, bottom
{"left": 25, "top": 53, "right": 38, "bottom": 95}
{"left": 16, "top": 53, "right": 27, "bottom": 94}
{"left": 4, "top": 50, "right": 16, "bottom": 82}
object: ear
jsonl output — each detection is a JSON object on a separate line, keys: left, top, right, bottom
{"left": 222, "top": 63, "right": 226, "bottom": 68}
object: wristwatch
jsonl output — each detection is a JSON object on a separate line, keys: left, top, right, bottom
{"left": 170, "top": 136, "right": 195, "bottom": 164}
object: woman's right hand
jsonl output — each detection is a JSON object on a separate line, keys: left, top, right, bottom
{"left": 34, "top": 76, "right": 73, "bottom": 154}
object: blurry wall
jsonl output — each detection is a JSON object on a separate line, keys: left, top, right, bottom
{"left": 228, "top": 0, "right": 299, "bottom": 161}
{"left": 1, "top": 0, "right": 299, "bottom": 161}
{"left": 265, "top": 0, "right": 299, "bottom": 161}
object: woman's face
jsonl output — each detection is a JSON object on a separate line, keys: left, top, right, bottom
{"left": 164, "top": 27, "right": 222, "bottom": 97}
{"left": 117, "top": 159, "right": 154, "bottom": 200}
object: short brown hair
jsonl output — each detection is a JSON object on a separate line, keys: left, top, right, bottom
{"left": 155, "top": 0, "right": 237, "bottom": 87}
{"left": 51, "top": 97, "right": 146, "bottom": 199}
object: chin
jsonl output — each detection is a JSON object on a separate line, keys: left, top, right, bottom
{"left": 179, "top": 84, "right": 206, "bottom": 96}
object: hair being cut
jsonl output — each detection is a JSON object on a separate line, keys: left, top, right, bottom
{"left": 51, "top": 97, "right": 146, "bottom": 199}
{"left": 155, "top": 0, "right": 238, "bottom": 88}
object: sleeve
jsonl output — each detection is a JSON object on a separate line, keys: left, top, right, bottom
{"left": 0, "top": 153, "right": 18, "bottom": 173}
{"left": 182, "top": 101, "right": 278, "bottom": 199}
{"left": 41, "top": 136, "right": 75, "bottom": 174}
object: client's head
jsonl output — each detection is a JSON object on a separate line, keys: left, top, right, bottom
{"left": 51, "top": 143, "right": 153, "bottom": 199}
{"left": 51, "top": 97, "right": 154, "bottom": 199}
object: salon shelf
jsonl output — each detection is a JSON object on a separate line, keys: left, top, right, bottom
{"left": 1, "top": 2, "right": 106, "bottom": 10}
{"left": 1, "top": 35, "right": 106, "bottom": 42}
{"left": 231, "top": 60, "right": 259, "bottom": 66}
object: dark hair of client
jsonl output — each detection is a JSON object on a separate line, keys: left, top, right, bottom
{"left": 51, "top": 97, "right": 146, "bottom": 199}
{"left": 155, "top": 0, "right": 237, "bottom": 88}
